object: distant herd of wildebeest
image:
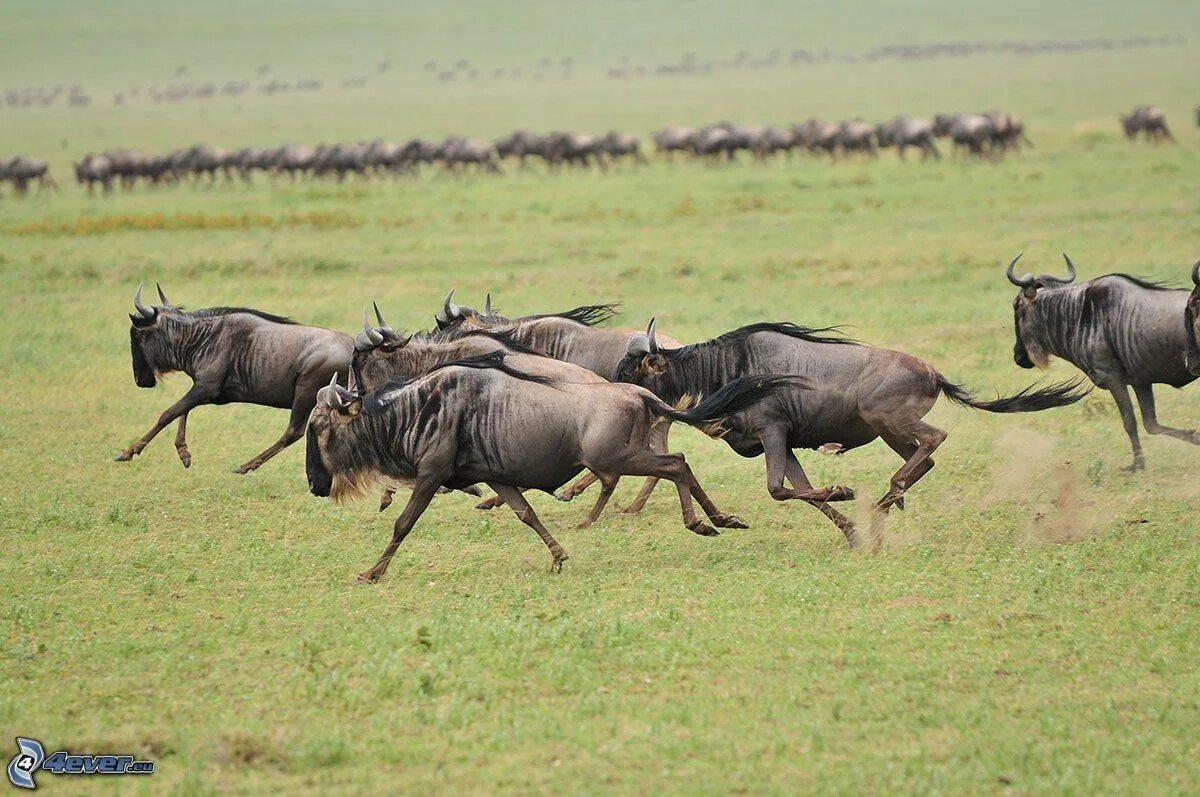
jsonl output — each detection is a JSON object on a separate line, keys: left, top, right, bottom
{"left": 117, "top": 252, "right": 1200, "bottom": 582}
{"left": 0, "top": 105, "right": 1193, "bottom": 196}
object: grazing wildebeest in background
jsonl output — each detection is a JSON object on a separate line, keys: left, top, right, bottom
{"left": 1007, "top": 253, "right": 1198, "bottom": 471}
{"left": 794, "top": 119, "right": 840, "bottom": 158}
{"left": 836, "top": 120, "right": 877, "bottom": 158}
{"left": 984, "top": 112, "right": 1032, "bottom": 151}
{"left": 118, "top": 285, "right": 352, "bottom": 472}
{"left": 306, "top": 353, "right": 799, "bottom": 582}
{"left": 433, "top": 292, "right": 686, "bottom": 512}
{"left": 614, "top": 318, "right": 1088, "bottom": 544}
{"left": 600, "top": 131, "right": 647, "bottom": 164}
{"left": 354, "top": 307, "right": 752, "bottom": 530}
{"left": 875, "top": 116, "right": 940, "bottom": 160}
{"left": 934, "top": 113, "right": 996, "bottom": 156}
{"left": 1120, "top": 106, "right": 1173, "bottom": 142}
{"left": 495, "top": 130, "right": 551, "bottom": 168}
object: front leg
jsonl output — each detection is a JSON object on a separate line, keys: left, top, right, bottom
{"left": 1133, "top": 384, "right": 1200, "bottom": 446}
{"left": 232, "top": 393, "right": 312, "bottom": 474}
{"left": 174, "top": 412, "right": 192, "bottom": 468}
{"left": 359, "top": 478, "right": 439, "bottom": 583}
{"left": 116, "top": 384, "right": 211, "bottom": 462}
{"left": 1106, "top": 383, "right": 1145, "bottom": 471}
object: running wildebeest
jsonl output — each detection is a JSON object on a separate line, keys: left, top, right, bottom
{"left": 1120, "top": 106, "right": 1173, "bottom": 142}
{"left": 836, "top": 120, "right": 877, "bottom": 158}
{"left": 433, "top": 292, "right": 685, "bottom": 512}
{"left": 613, "top": 318, "right": 1089, "bottom": 544}
{"left": 933, "top": 113, "right": 996, "bottom": 156}
{"left": 117, "top": 285, "right": 352, "bottom": 472}
{"left": 794, "top": 119, "right": 840, "bottom": 158}
{"left": 495, "top": 130, "right": 552, "bottom": 168}
{"left": 354, "top": 306, "right": 751, "bottom": 530}
{"left": 600, "top": 131, "right": 647, "bottom": 165}
{"left": 74, "top": 154, "right": 113, "bottom": 194}
{"left": 306, "top": 353, "right": 799, "bottom": 582}
{"left": 1007, "top": 253, "right": 1199, "bottom": 471}
{"left": 653, "top": 125, "right": 695, "bottom": 160}
{"left": 875, "top": 116, "right": 940, "bottom": 160}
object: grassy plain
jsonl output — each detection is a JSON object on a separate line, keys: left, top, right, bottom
{"left": 2, "top": 1, "right": 1200, "bottom": 793}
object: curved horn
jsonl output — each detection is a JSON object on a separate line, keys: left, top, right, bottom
{"left": 322, "top": 372, "right": 344, "bottom": 409}
{"left": 438, "top": 289, "right": 459, "bottom": 322}
{"left": 484, "top": 293, "right": 492, "bottom": 316}
{"left": 646, "top": 317, "right": 658, "bottom": 352}
{"left": 372, "top": 301, "right": 392, "bottom": 332}
{"left": 355, "top": 308, "right": 384, "bottom": 350}
{"left": 155, "top": 282, "right": 174, "bottom": 308}
{"left": 1191, "top": 258, "right": 1200, "bottom": 287}
{"left": 133, "top": 284, "right": 155, "bottom": 318}
{"left": 1056, "top": 253, "right": 1078, "bottom": 284}
{"left": 1005, "top": 253, "right": 1033, "bottom": 288}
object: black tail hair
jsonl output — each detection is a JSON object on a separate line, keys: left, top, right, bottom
{"left": 528, "top": 303, "right": 621, "bottom": 327}
{"left": 644, "top": 374, "right": 805, "bottom": 424}
{"left": 428, "top": 351, "right": 556, "bottom": 386}
{"left": 937, "top": 376, "right": 1090, "bottom": 413}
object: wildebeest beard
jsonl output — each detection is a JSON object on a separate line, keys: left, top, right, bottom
{"left": 306, "top": 423, "right": 332, "bottom": 497}
{"left": 130, "top": 329, "right": 157, "bottom": 387}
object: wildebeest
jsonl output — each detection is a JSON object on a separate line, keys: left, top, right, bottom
{"left": 495, "top": 130, "right": 552, "bottom": 168}
{"left": 653, "top": 125, "right": 695, "bottom": 160}
{"left": 1007, "top": 253, "right": 1198, "bottom": 471}
{"left": 933, "top": 113, "right": 996, "bottom": 156}
{"left": 306, "top": 353, "right": 798, "bottom": 582}
{"left": 1120, "top": 105, "right": 1173, "bottom": 142}
{"left": 433, "top": 292, "right": 685, "bottom": 512}
{"left": 984, "top": 112, "right": 1032, "bottom": 151}
{"left": 440, "top": 137, "right": 502, "bottom": 174}
{"left": 613, "top": 318, "right": 1088, "bottom": 544}
{"left": 836, "top": 120, "right": 877, "bottom": 158}
{"left": 751, "top": 127, "right": 797, "bottom": 160}
{"left": 545, "top": 132, "right": 606, "bottom": 170}
{"left": 117, "top": 285, "right": 352, "bottom": 472}
{"left": 1185, "top": 260, "right": 1200, "bottom": 375}
{"left": 1, "top": 155, "right": 56, "bottom": 194}
{"left": 74, "top": 154, "right": 113, "bottom": 194}
{"left": 793, "top": 119, "right": 840, "bottom": 158}
{"left": 875, "top": 116, "right": 940, "bottom": 160}
{"left": 354, "top": 307, "right": 750, "bottom": 529}
{"left": 600, "top": 131, "right": 647, "bottom": 164}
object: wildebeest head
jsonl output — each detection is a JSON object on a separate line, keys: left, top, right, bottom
{"left": 306, "top": 373, "right": 362, "bottom": 498}
{"left": 1006, "top": 252, "right": 1077, "bottom": 369}
{"left": 352, "top": 303, "right": 413, "bottom": 385}
{"left": 433, "top": 289, "right": 498, "bottom": 330}
{"left": 1185, "top": 259, "right": 1200, "bottom": 375}
{"left": 127, "top": 283, "right": 181, "bottom": 387}
{"left": 614, "top": 318, "right": 669, "bottom": 383}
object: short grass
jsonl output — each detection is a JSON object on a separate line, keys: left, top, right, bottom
{"left": 2, "top": 1, "right": 1200, "bottom": 794}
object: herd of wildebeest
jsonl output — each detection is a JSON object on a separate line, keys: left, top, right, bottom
{"left": 116, "top": 253, "right": 1200, "bottom": 582}
{"left": 1, "top": 105, "right": 1193, "bottom": 196}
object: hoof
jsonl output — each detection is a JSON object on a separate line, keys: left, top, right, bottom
{"left": 689, "top": 523, "right": 720, "bottom": 537}
{"left": 114, "top": 452, "right": 133, "bottom": 462}
{"left": 178, "top": 453, "right": 192, "bottom": 468}
{"left": 574, "top": 520, "right": 593, "bottom": 530}
{"left": 555, "top": 491, "right": 575, "bottom": 503}
{"left": 231, "top": 466, "right": 250, "bottom": 475}
{"left": 551, "top": 553, "right": 569, "bottom": 572}
{"left": 474, "top": 500, "right": 494, "bottom": 511}
{"left": 356, "top": 571, "right": 382, "bottom": 584}
{"left": 619, "top": 503, "right": 646, "bottom": 516}
{"left": 1122, "top": 459, "right": 1146, "bottom": 474}
{"left": 711, "top": 513, "right": 749, "bottom": 529}
{"left": 894, "top": 496, "right": 905, "bottom": 511}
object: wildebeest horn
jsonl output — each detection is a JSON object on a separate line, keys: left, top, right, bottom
{"left": 484, "top": 293, "right": 492, "bottom": 316}
{"left": 646, "top": 317, "right": 658, "bottom": 352}
{"left": 322, "top": 373, "right": 344, "bottom": 409}
{"left": 155, "top": 283, "right": 174, "bottom": 308}
{"left": 355, "top": 308, "right": 384, "bottom": 350}
{"left": 1005, "top": 253, "right": 1033, "bottom": 287}
{"left": 437, "top": 289, "right": 460, "bottom": 323}
{"left": 1057, "top": 253, "right": 1078, "bottom": 284}
{"left": 133, "top": 284, "right": 155, "bottom": 318}
{"left": 372, "top": 301, "right": 393, "bottom": 333}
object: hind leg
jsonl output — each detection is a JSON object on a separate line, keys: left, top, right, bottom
{"left": 620, "top": 421, "right": 670, "bottom": 515}
{"left": 487, "top": 483, "right": 569, "bottom": 571}
{"left": 874, "top": 421, "right": 945, "bottom": 513}
{"left": 576, "top": 473, "right": 620, "bottom": 529}
{"left": 599, "top": 450, "right": 719, "bottom": 536}
{"left": 1134, "top": 384, "right": 1200, "bottom": 446}
{"left": 555, "top": 471, "right": 597, "bottom": 502}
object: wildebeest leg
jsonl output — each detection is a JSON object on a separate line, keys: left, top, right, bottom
{"left": 874, "top": 422, "right": 946, "bottom": 513}
{"left": 358, "top": 479, "right": 439, "bottom": 583}
{"left": 379, "top": 488, "right": 396, "bottom": 512}
{"left": 1133, "top": 384, "right": 1200, "bottom": 445}
{"left": 474, "top": 492, "right": 507, "bottom": 510}
{"left": 676, "top": 469, "right": 750, "bottom": 529}
{"left": 488, "top": 483, "right": 569, "bottom": 571}
{"left": 619, "top": 421, "right": 670, "bottom": 514}
{"left": 762, "top": 432, "right": 858, "bottom": 544}
{"left": 1107, "top": 383, "right": 1145, "bottom": 471}
{"left": 555, "top": 471, "right": 597, "bottom": 502}
{"left": 231, "top": 395, "right": 313, "bottom": 474}
{"left": 174, "top": 412, "right": 192, "bottom": 468}
{"left": 576, "top": 473, "right": 619, "bottom": 529}
{"left": 115, "top": 384, "right": 211, "bottom": 461}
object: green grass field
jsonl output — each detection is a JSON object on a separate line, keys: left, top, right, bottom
{"left": 3, "top": 2, "right": 1200, "bottom": 793}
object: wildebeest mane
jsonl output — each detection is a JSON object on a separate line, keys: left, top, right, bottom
{"left": 190, "top": 306, "right": 296, "bottom": 324}
{"left": 366, "top": 351, "right": 557, "bottom": 414}
{"left": 420, "top": 327, "right": 546, "bottom": 355}
{"left": 664, "top": 322, "right": 856, "bottom": 362}
{"left": 524, "top": 302, "right": 621, "bottom": 327}
{"left": 1100, "top": 273, "right": 1177, "bottom": 292}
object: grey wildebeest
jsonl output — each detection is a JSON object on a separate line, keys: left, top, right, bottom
{"left": 74, "top": 154, "right": 113, "bottom": 194}
{"left": 600, "top": 131, "right": 647, "bottom": 165}
{"left": 306, "top": 353, "right": 798, "bottom": 582}
{"left": 495, "top": 130, "right": 552, "bottom": 168}
{"left": 118, "top": 285, "right": 352, "bottom": 472}
{"left": 433, "top": 292, "right": 686, "bottom": 512}
{"left": 653, "top": 125, "right": 695, "bottom": 160}
{"left": 353, "top": 307, "right": 751, "bottom": 531}
{"left": 1, "top": 155, "right": 56, "bottom": 194}
{"left": 1007, "top": 253, "right": 1199, "bottom": 471}
{"left": 1120, "top": 105, "right": 1173, "bottom": 142}
{"left": 613, "top": 318, "right": 1089, "bottom": 544}
{"left": 875, "top": 116, "right": 940, "bottom": 160}
{"left": 933, "top": 113, "right": 996, "bottom": 156}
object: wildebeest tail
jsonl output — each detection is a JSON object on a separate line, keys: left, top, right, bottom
{"left": 642, "top": 374, "right": 803, "bottom": 431}
{"left": 428, "top": 351, "right": 556, "bottom": 386}
{"left": 937, "top": 376, "right": 1089, "bottom": 413}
